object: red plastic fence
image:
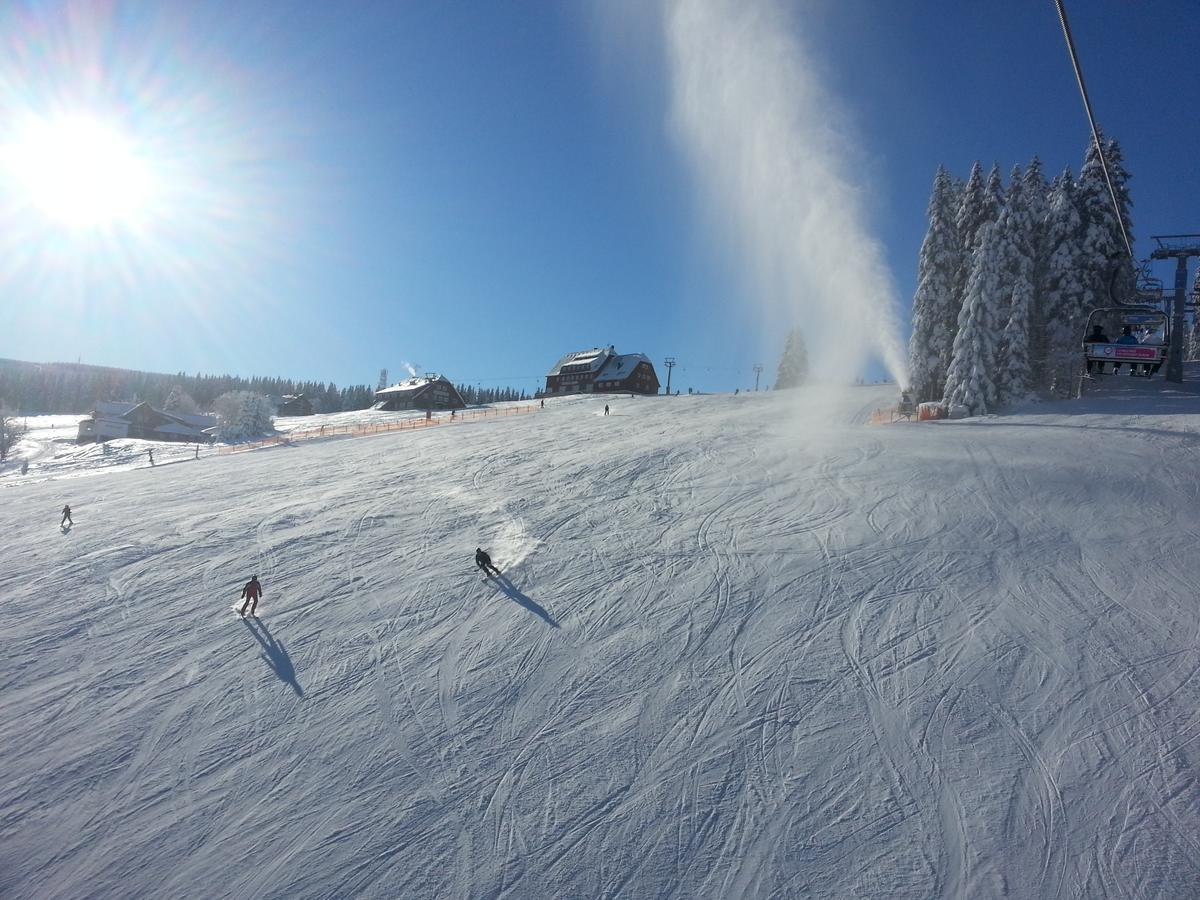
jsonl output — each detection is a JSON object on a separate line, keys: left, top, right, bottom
{"left": 218, "top": 404, "right": 541, "bottom": 455}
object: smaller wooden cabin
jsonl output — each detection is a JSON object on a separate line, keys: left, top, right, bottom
{"left": 77, "top": 402, "right": 216, "bottom": 444}
{"left": 373, "top": 374, "right": 466, "bottom": 411}
{"left": 277, "top": 394, "right": 314, "bottom": 416}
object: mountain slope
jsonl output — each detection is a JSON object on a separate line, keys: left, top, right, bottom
{"left": 3, "top": 385, "right": 1200, "bottom": 898}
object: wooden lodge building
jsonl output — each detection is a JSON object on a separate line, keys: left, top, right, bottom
{"left": 276, "top": 394, "right": 314, "bottom": 416}
{"left": 77, "top": 402, "right": 216, "bottom": 444}
{"left": 544, "top": 346, "right": 660, "bottom": 396}
{"left": 373, "top": 374, "right": 466, "bottom": 411}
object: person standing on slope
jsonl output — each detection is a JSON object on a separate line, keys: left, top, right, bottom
{"left": 60, "top": 504, "right": 73, "bottom": 527}
{"left": 239, "top": 574, "right": 263, "bottom": 616}
{"left": 475, "top": 548, "right": 501, "bottom": 578}
{"left": 603, "top": 404, "right": 610, "bottom": 416}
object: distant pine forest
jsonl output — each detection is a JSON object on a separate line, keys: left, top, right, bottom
{"left": 0, "top": 358, "right": 530, "bottom": 415}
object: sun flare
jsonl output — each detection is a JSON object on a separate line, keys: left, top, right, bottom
{"left": 3, "top": 114, "right": 158, "bottom": 228}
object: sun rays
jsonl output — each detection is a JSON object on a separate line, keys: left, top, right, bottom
{"left": 2, "top": 113, "right": 159, "bottom": 228}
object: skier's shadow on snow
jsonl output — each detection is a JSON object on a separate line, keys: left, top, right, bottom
{"left": 241, "top": 617, "right": 304, "bottom": 697}
{"left": 493, "top": 575, "right": 558, "bottom": 628}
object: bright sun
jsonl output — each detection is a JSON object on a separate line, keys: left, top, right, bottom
{"left": 3, "top": 114, "right": 157, "bottom": 228}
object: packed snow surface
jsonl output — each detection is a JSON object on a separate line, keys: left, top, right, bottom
{"left": 4, "top": 382, "right": 1200, "bottom": 898}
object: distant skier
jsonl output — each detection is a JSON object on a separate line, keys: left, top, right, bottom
{"left": 60, "top": 504, "right": 73, "bottom": 527}
{"left": 148, "top": 448, "right": 155, "bottom": 466}
{"left": 239, "top": 575, "right": 263, "bottom": 617}
{"left": 475, "top": 548, "right": 500, "bottom": 578}
{"left": 540, "top": 399, "right": 544, "bottom": 409}
{"left": 604, "top": 404, "right": 610, "bottom": 416}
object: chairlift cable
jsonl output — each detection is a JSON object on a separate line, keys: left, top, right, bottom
{"left": 1052, "top": 0, "right": 1135, "bottom": 264}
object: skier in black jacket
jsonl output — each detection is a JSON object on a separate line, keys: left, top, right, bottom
{"left": 475, "top": 548, "right": 500, "bottom": 578}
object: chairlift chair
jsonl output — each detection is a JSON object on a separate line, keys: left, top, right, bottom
{"left": 1082, "top": 306, "right": 1170, "bottom": 377}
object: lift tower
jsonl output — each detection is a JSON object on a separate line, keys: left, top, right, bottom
{"left": 1150, "top": 235, "right": 1200, "bottom": 383}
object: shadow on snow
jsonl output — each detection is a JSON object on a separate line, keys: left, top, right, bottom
{"left": 491, "top": 574, "right": 558, "bottom": 628}
{"left": 241, "top": 616, "right": 304, "bottom": 697}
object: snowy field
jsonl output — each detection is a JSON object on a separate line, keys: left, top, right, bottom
{"left": 0, "top": 399, "right": 578, "bottom": 486}
{"left": 4, "top": 380, "right": 1200, "bottom": 898}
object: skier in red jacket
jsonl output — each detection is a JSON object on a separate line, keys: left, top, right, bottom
{"left": 239, "top": 575, "right": 263, "bottom": 616}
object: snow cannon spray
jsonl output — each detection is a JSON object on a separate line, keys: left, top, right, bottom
{"left": 658, "top": 0, "right": 909, "bottom": 386}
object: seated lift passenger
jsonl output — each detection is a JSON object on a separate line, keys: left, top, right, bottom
{"left": 1085, "top": 324, "right": 1109, "bottom": 374}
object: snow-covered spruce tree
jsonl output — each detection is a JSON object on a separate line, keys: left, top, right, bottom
{"left": 163, "top": 384, "right": 198, "bottom": 415}
{"left": 774, "top": 328, "right": 809, "bottom": 388}
{"left": 212, "top": 391, "right": 274, "bottom": 442}
{"left": 1041, "top": 170, "right": 1088, "bottom": 396}
{"left": 1077, "top": 135, "right": 1135, "bottom": 309}
{"left": 983, "top": 163, "right": 1005, "bottom": 223}
{"left": 954, "top": 164, "right": 988, "bottom": 277}
{"left": 1000, "top": 270, "right": 1034, "bottom": 402}
{"left": 907, "top": 166, "right": 962, "bottom": 401}
{"left": 950, "top": 163, "right": 1002, "bottom": 353}
{"left": 944, "top": 221, "right": 1004, "bottom": 415}
{"left": 1020, "top": 157, "right": 1052, "bottom": 386}
{"left": 993, "top": 166, "right": 1038, "bottom": 404}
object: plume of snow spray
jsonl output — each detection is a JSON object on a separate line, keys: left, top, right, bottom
{"left": 662, "top": 0, "right": 908, "bottom": 386}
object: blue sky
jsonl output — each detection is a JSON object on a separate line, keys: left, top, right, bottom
{"left": 1, "top": 1, "right": 1197, "bottom": 396}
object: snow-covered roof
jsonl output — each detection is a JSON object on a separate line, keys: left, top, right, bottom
{"left": 169, "top": 412, "right": 217, "bottom": 428}
{"left": 376, "top": 374, "right": 451, "bottom": 396}
{"left": 94, "top": 401, "right": 141, "bottom": 417}
{"left": 547, "top": 347, "right": 614, "bottom": 377}
{"left": 154, "top": 422, "right": 207, "bottom": 436}
{"left": 91, "top": 402, "right": 214, "bottom": 430}
{"left": 595, "top": 353, "right": 652, "bottom": 382}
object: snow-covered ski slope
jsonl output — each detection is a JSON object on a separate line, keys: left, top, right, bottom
{"left": 5, "top": 381, "right": 1200, "bottom": 898}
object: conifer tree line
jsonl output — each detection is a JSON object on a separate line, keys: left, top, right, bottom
{"left": 0, "top": 357, "right": 535, "bottom": 416}
{"left": 0, "top": 358, "right": 377, "bottom": 416}
{"left": 908, "top": 135, "right": 1135, "bottom": 415}
{"left": 454, "top": 384, "right": 531, "bottom": 405}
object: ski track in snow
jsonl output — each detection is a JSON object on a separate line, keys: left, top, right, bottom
{"left": 4, "top": 386, "right": 1200, "bottom": 897}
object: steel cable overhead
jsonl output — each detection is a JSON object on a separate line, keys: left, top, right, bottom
{"left": 1053, "top": 0, "right": 1136, "bottom": 264}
